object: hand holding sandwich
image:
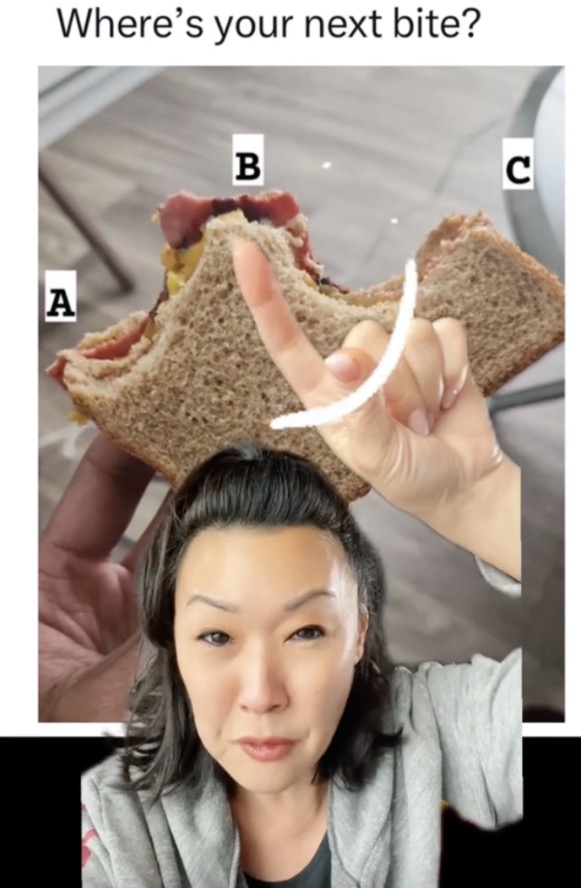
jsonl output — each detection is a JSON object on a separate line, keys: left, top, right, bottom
{"left": 233, "top": 240, "right": 520, "bottom": 581}
{"left": 39, "top": 436, "right": 164, "bottom": 722}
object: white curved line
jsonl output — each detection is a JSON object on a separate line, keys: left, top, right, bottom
{"left": 270, "top": 259, "right": 418, "bottom": 430}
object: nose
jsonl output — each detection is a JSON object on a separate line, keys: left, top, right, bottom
{"left": 237, "top": 644, "right": 288, "bottom": 714}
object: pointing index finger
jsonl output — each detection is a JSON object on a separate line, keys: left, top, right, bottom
{"left": 232, "top": 239, "right": 328, "bottom": 406}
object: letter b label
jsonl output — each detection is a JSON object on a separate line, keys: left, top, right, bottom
{"left": 232, "top": 134, "right": 264, "bottom": 186}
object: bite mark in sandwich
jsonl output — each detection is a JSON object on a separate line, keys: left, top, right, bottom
{"left": 45, "top": 190, "right": 564, "bottom": 501}
{"left": 47, "top": 191, "right": 346, "bottom": 393}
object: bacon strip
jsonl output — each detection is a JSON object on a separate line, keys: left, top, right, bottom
{"left": 158, "top": 191, "right": 301, "bottom": 248}
{"left": 46, "top": 317, "right": 149, "bottom": 387}
{"left": 157, "top": 190, "right": 320, "bottom": 277}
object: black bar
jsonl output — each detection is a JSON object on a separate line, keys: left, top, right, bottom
{"left": 3, "top": 736, "right": 577, "bottom": 883}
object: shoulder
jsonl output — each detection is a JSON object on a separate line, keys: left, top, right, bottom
{"left": 388, "top": 649, "right": 521, "bottom": 725}
{"left": 82, "top": 751, "right": 130, "bottom": 798}
{"left": 81, "top": 753, "right": 177, "bottom": 864}
{"left": 391, "top": 647, "right": 521, "bottom": 686}
{"left": 81, "top": 750, "right": 230, "bottom": 835}
{"left": 81, "top": 752, "right": 239, "bottom": 884}
{"left": 81, "top": 751, "right": 153, "bottom": 828}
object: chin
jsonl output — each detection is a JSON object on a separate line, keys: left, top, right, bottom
{"left": 234, "top": 769, "right": 301, "bottom": 795}
{"left": 222, "top": 752, "right": 308, "bottom": 794}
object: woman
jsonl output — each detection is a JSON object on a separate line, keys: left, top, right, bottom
{"left": 80, "top": 242, "right": 521, "bottom": 886}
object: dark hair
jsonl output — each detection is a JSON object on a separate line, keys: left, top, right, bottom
{"left": 121, "top": 443, "right": 401, "bottom": 800}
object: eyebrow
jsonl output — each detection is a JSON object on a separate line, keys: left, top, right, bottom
{"left": 185, "top": 589, "right": 336, "bottom": 613}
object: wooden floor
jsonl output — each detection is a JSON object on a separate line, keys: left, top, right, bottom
{"left": 39, "top": 66, "right": 564, "bottom": 713}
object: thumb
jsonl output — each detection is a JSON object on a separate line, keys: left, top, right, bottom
{"left": 323, "top": 347, "right": 401, "bottom": 482}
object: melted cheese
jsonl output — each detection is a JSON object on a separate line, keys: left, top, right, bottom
{"left": 166, "top": 271, "right": 185, "bottom": 296}
{"left": 160, "top": 210, "right": 245, "bottom": 293}
{"left": 68, "top": 408, "right": 90, "bottom": 426}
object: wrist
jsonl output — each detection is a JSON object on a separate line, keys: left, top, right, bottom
{"left": 424, "top": 457, "right": 521, "bottom": 581}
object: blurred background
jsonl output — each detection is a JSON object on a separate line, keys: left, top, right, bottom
{"left": 39, "top": 66, "right": 564, "bottom": 716}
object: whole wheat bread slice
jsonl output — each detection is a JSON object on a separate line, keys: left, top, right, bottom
{"left": 50, "top": 210, "right": 564, "bottom": 502}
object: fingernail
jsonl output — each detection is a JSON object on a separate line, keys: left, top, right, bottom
{"left": 325, "top": 352, "right": 360, "bottom": 383}
{"left": 408, "top": 409, "right": 430, "bottom": 436}
{"left": 232, "top": 237, "right": 249, "bottom": 258}
{"left": 441, "top": 366, "right": 468, "bottom": 409}
{"left": 441, "top": 386, "right": 459, "bottom": 410}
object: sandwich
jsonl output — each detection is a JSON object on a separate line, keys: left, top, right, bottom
{"left": 46, "top": 190, "right": 565, "bottom": 503}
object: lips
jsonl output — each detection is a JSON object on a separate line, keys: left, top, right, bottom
{"left": 237, "top": 738, "right": 296, "bottom": 763}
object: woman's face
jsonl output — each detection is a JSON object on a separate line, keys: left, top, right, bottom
{"left": 174, "top": 526, "right": 368, "bottom": 795}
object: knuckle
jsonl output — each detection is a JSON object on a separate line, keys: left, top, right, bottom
{"left": 343, "top": 318, "right": 387, "bottom": 348}
{"left": 433, "top": 316, "right": 466, "bottom": 340}
{"left": 385, "top": 390, "right": 422, "bottom": 418}
{"left": 406, "top": 317, "right": 438, "bottom": 346}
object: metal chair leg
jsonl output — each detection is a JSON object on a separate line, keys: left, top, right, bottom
{"left": 487, "top": 380, "right": 564, "bottom": 416}
{"left": 39, "top": 160, "right": 135, "bottom": 293}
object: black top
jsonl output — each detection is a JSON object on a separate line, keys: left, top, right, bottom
{"left": 244, "top": 834, "right": 331, "bottom": 888}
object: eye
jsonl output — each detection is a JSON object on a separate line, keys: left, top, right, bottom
{"left": 290, "top": 625, "right": 326, "bottom": 642}
{"left": 197, "top": 631, "right": 231, "bottom": 647}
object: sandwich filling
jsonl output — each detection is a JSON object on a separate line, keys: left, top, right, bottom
{"left": 46, "top": 191, "right": 349, "bottom": 395}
